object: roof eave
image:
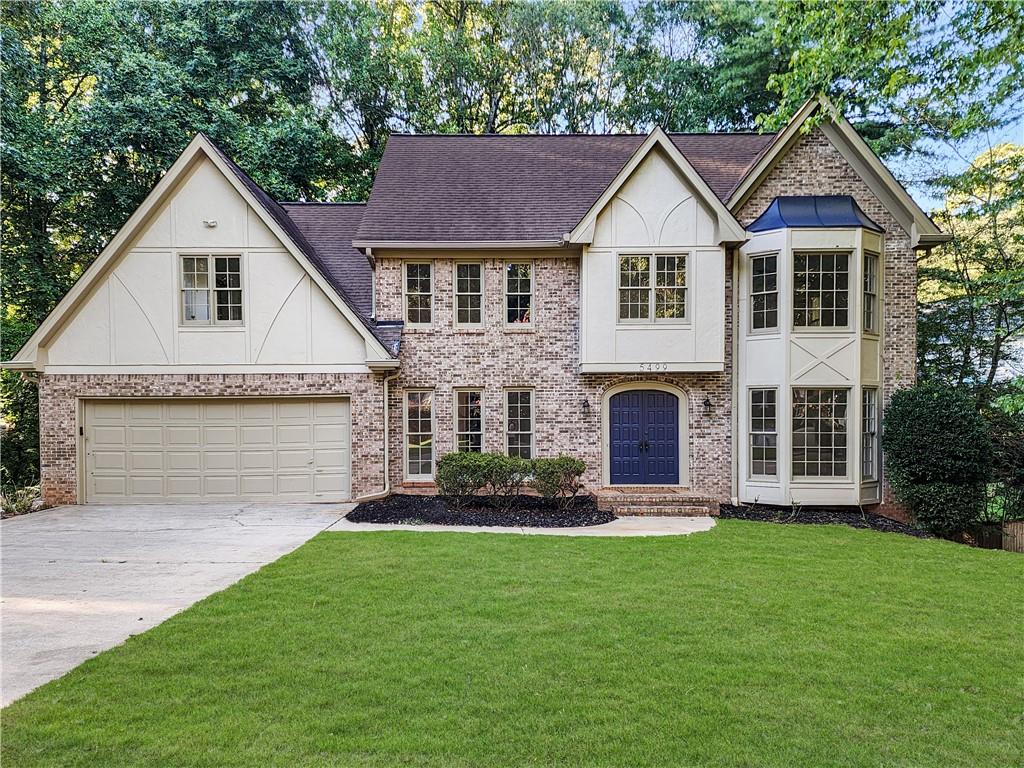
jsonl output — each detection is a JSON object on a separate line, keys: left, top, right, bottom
{"left": 352, "top": 239, "right": 568, "bottom": 250}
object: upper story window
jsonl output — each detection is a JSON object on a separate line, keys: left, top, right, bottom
{"left": 793, "top": 252, "right": 849, "bottom": 328}
{"left": 455, "top": 262, "right": 483, "bottom": 326}
{"left": 405, "top": 262, "right": 432, "bottom": 325}
{"left": 181, "top": 255, "right": 242, "bottom": 325}
{"left": 863, "top": 252, "right": 879, "bottom": 333}
{"left": 750, "top": 253, "right": 778, "bottom": 331}
{"left": 617, "top": 253, "right": 686, "bottom": 322}
{"left": 505, "top": 262, "right": 532, "bottom": 325}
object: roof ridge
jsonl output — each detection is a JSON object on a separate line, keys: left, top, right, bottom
{"left": 386, "top": 131, "right": 771, "bottom": 138}
{"left": 280, "top": 201, "right": 367, "bottom": 206}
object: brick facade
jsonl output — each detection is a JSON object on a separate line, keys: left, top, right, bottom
{"left": 375, "top": 256, "right": 735, "bottom": 499}
{"left": 737, "top": 128, "right": 916, "bottom": 515}
{"left": 33, "top": 127, "right": 918, "bottom": 516}
{"left": 37, "top": 373, "right": 385, "bottom": 506}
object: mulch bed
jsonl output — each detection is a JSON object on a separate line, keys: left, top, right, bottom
{"left": 719, "top": 503, "right": 932, "bottom": 538}
{"left": 347, "top": 493, "right": 615, "bottom": 528}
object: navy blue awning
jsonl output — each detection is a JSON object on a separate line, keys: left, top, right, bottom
{"left": 748, "top": 195, "right": 883, "bottom": 233}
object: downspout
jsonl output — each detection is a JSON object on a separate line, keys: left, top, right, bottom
{"left": 354, "top": 370, "right": 400, "bottom": 503}
{"left": 730, "top": 247, "right": 740, "bottom": 506}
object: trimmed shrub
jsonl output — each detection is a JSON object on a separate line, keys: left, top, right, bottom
{"left": 435, "top": 452, "right": 492, "bottom": 507}
{"left": 434, "top": 452, "right": 531, "bottom": 510}
{"left": 882, "top": 384, "right": 992, "bottom": 535}
{"left": 530, "top": 455, "right": 586, "bottom": 510}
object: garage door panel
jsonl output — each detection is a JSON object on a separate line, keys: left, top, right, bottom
{"left": 278, "top": 449, "right": 313, "bottom": 469}
{"left": 128, "top": 452, "right": 163, "bottom": 471}
{"left": 166, "top": 451, "right": 201, "bottom": 471}
{"left": 166, "top": 402, "right": 201, "bottom": 420}
{"left": 277, "top": 425, "right": 312, "bottom": 444}
{"left": 165, "top": 476, "right": 201, "bottom": 496}
{"left": 240, "top": 425, "right": 274, "bottom": 445}
{"left": 129, "top": 476, "right": 165, "bottom": 497}
{"left": 204, "top": 451, "right": 238, "bottom": 471}
{"left": 93, "top": 426, "right": 127, "bottom": 446}
{"left": 166, "top": 426, "right": 201, "bottom": 446}
{"left": 85, "top": 398, "right": 350, "bottom": 503}
{"left": 93, "top": 451, "right": 127, "bottom": 471}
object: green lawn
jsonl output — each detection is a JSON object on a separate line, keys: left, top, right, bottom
{"left": 3, "top": 522, "right": 1022, "bottom": 768}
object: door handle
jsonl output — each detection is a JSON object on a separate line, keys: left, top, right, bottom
{"left": 638, "top": 440, "right": 649, "bottom": 452}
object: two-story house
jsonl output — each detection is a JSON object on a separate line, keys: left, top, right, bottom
{"left": 6, "top": 97, "right": 948, "bottom": 517}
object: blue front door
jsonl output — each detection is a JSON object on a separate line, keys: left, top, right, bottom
{"left": 609, "top": 390, "right": 680, "bottom": 485}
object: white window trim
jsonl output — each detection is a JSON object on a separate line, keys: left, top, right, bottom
{"left": 863, "top": 251, "right": 880, "bottom": 335}
{"left": 791, "top": 249, "right": 853, "bottom": 333}
{"left": 861, "top": 387, "right": 880, "bottom": 482}
{"left": 403, "top": 261, "right": 433, "bottom": 328}
{"left": 505, "top": 388, "right": 535, "bottom": 459}
{"left": 453, "top": 387, "right": 485, "bottom": 453}
{"left": 615, "top": 250, "right": 690, "bottom": 326}
{"left": 790, "top": 387, "right": 852, "bottom": 482}
{"left": 749, "top": 386, "right": 779, "bottom": 479}
{"left": 404, "top": 389, "right": 435, "bottom": 481}
{"left": 503, "top": 260, "right": 534, "bottom": 328}
{"left": 749, "top": 251, "right": 780, "bottom": 335}
{"left": 453, "top": 260, "right": 485, "bottom": 328}
{"left": 178, "top": 253, "right": 244, "bottom": 327}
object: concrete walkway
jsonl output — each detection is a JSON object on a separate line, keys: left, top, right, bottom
{"left": 1, "top": 503, "right": 348, "bottom": 706}
{"left": 329, "top": 515, "right": 716, "bottom": 537}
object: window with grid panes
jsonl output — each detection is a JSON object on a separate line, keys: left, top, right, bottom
{"left": 792, "top": 388, "right": 849, "bottom": 477}
{"left": 455, "top": 263, "right": 483, "bottom": 325}
{"left": 455, "top": 390, "right": 483, "bottom": 452}
{"left": 181, "top": 255, "right": 241, "bottom": 324}
{"left": 793, "top": 252, "right": 849, "bottom": 327}
{"left": 749, "top": 389, "right": 778, "bottom": 477}
{"left": 863, "top": 252, "right": 879, "bottom": 333}
{"left": 505, "top": 262, "right": 532, "bottom": 324}
{"left": 750, "top": 253, "right": 778, "bottom": 330}
{"left": 405, "top": 263, "right": 432, "bottom": 324}
{"left": 405, "top": 391, "right": 434, "bottom": 478}
{"left": 862, "top": 388, "right": 879, "bottom": 480}
{"left": 505, "top": 390, "right": 533, "bottom": 459}
{"left": 617, "top": 254, "right": 686, "bottom": 321}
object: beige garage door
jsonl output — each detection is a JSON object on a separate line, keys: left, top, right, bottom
{"left": 84, "top": 398, "right": 351, "bottom": 503}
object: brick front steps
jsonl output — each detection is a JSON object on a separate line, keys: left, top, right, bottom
{"left": 595, "top": 488, "right": 720, "bottom": 517}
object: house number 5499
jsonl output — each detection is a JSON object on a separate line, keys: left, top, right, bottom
{"left": 639, "top": 362, "right": 668, "bottom": 372}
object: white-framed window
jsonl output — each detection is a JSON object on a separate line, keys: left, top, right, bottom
{"left": 404, "top": 390, "right": 434, "bottom": 479}
{"left": 617, "top": 253, "right": 687, "bottom": 322}
{"left": 455, "top": 262, "right": 483, "bottom": 326}
{"left": 749, "top": 388, "right": 778, "bottom": 477}
{"left": 180, "top": 255, "right": 242, "bottom": 325}
{"left": 792, "top": 388, "right": 849, "bottom": 478}
{"left": 505, "top": 262, "right": 532, "bottom": 325}
{"left": 862, "top": 388, "right": 879, "bottom": 480}
{"left": 750, "top": 253, "right": 778, "bottom": 331}
{"left": 863, "top": 252, "right": 879, "bottom": 333}
{"left": 404, "top": 262, "right": 432, "bottom": 325}
{"left": 793, "top": 252, "right": 850, "bottom": 328}
{"left": 505, "top": 389, "right": 534, "bottom": 459}
{"left": 455, "top": 389, "right": 484, "bottom": 452}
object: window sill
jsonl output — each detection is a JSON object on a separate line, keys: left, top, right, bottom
{"left": 503, "top": 325, "right": 535, "bottom": 333}
{"left": 453, "top": 328, "right": 486, "bottom": 334}
{"left": 615, "top": 321, "right": 691, "bottom": 329}
{"left": 178, "top": 325, "right": 246, "bottom": 331}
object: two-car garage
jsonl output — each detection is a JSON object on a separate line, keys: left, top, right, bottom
{"left": 82, "top": 398, "right": 351, "bottom": 503}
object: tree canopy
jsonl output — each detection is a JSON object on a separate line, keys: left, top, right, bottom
{"left": 2, "top": 0, "right": 1022, "bottom": 490}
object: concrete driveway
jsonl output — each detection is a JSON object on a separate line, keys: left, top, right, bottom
{"left": 1, "top": 503, "right": 349, "bottom": 706}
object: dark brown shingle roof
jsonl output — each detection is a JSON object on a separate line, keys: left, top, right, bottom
{"left": 354, "top": 132, "right": 776, "bottom": 244}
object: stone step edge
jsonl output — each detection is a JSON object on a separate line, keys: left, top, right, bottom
{"left": 609, "top": 504, "right": 719, "bottom": 517}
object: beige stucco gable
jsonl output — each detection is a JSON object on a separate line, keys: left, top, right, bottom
{"left": 9, "top": 138, "right": 388, "bottom": 372}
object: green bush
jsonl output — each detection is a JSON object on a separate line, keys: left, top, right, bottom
{"left": 435, "top": 452, "right": 492, "bottom": 506}
{"left": 882, "top": 383, "right": 992, "bottom": 535}
{"left": 530, "top": 455, "right": 586, "bottom": 510}
{"left": 434, "top": 452, "right": 531, "bottom": 510}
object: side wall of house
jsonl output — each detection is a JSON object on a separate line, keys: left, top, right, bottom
{"left": 736, "top": 127, "right": 916, "bottom": 517}
{"left": 374, "top": 255, "right": 733, "bottom": 500}
{"left": 38, "top": 373, "right": 386, "bottom": 506}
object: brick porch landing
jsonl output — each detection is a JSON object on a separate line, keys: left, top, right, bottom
{"left": 596, "top": 487, "right": 720, "bottom": 517}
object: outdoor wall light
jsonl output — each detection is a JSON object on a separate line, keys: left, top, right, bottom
{"left": 703, "top": 396, "right": 713, "bottom": 416}
{"left": 202, "top": 219, "right": 219, "bottom": 228}
{"left": 581, "top": 398, "right": 591, "bottom": 415}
